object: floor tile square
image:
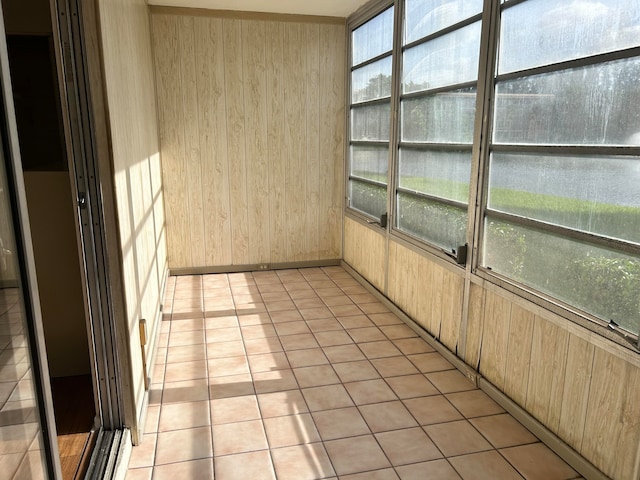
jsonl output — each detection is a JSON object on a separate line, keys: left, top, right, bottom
{"left": 209, "top": 373, "right": 255, "bottom": 399}
{"left": 391, "top": 338, "right": 435, "bottom": 355}
{"left": 155, "top": 427, "right": 212, "bottom": 464}
{"left": 347, "top": 327, "right": 387, "bottom": 343}
{"left": 211, "top": 395, "right": 261, "bottom": 424}
{"left": 253, "top": 369, "right": 299, "bottom": 393}
{"left": 426, "top": 370, "right": 476, "bottom": 394}
{"left": 204, "top": 316, "right": 239, "bottom": 329}
{"left": 302, "top": 384, "right": 354, "bottom": 411}
{"left": 328, "top": 304, "right": 363, "bottom": 317}
{"left": 312, "top": 407, "right": 371, "bottom": 440}
{"left": 379, "top": 324, "right": 417, "bottom": 339}
{"left": 293, "top": 365, "right": 339, "bottom": 388}
{"left": 263, "top": 413, "right": 321, "bottom": 448}
{"left": 293, "top": 297, "right": 326, "bottom": 309}
{"left": 500, "top": 443, "right": 577, "bottom": 480}
{"left": 152, "top": 458, "right": 213, "bottom": 480}
{"left": 359, "top": 341, "right": 402, "bottom": 359}
{"left": 469, "top": 413, "right": 537, "bottom": 449}
{"left": 285, "top": 348, "right": 329, "bottom": 368}
{"left": 241, "top": 324, "right": 277, "bottom": 339}
{"left": 299, "top": 307, "right": 333, "bottom": 320}
{"left": 169, "top": 318, "right": 204, "bottom": 333}
{"left": 408, "top": 353, "right": 454, "bottom": 373}
{"left": 449, "top": 451, "right": 523, "bottom": 480}
{"left": 128, "top": 433, "right": 157, "bottom": 468}
{"left": 306, "top": 319, "right": 343, "bottom": 333}
{"left": 314, "top": 330, "right": 354, "bottom": 347}
{"left": 323, "top": 344, "right": 366, "bottom": 363}
{"left": 206, "top": 341, "right": 245, "bottom": 359}
{"left": 269, "top": 310, "right": 303, "bottom": 323}
{"left": 337, "top": 315, "right": 374, "bottom": 329}
{"left": 386, "top": 374, "right": 439, "bottom": 399}
{"left": 371, "top": 356, "right": 420, "bottom": 378}
{"left": 248, "top": 352, "right": 290, "bottom": 373}
{"left": 164, "top": 360, "right": 207, "bottom": 382}
{"left": 403, "top": 395, "right": 463, "bottom": 425}
{"left": 360, "top": 303, "right": 390, "bottom": 314}
{"left": 280, "top": 334, "right": 319, "bottom": 351}
{"left": 257, "top": 390, "right": 309, "bottom": 418}
{"left": 446, "top": 390, "right": 505, "bottom": 418}
{"left": 359, "top": 400, "right": 417, "bottom": 432}
{"left": 344, "top": 379, "right": 397, "bottom": 405}
{"left": 375, "top": 427, "right": 442, "bottom": 465}
{"left": 274, "top": 321, "right": 311, "bottom": 336}
{"left": 212, "top": 420, "right": 268, "bottom": 455}
{"left": 425, "top": 420, "right": 492, "bottom": 457}
{"left": 237, "top": 312, "right": 271, "bottom": 326}
{"left": 213, "top": 450, "right": 276, "bottom": 480}
{"left": 324, "top": 434, "right": 391, "bottom": 475}
{"left": 271, "top": 443, "right": 335, "bottom": 480}
{"left": 162, "top": 379, "right": 209, "bottom": 404}
{"left": 244, "top": 337, "right": 283, "bottom": 355}
{"left": 205, "top": 327, "right": 242, "bottom": 343}
{"left": 367, "top": 312, "right": 402, "bottom": 325}
{"left": 158, "top": 400, "right": 210, "bottom": 431}
{"left": 395, "top": 459, "right": 461, "bottom": 480}
{"left": 321, "top": 295, "right": 355, "bottom": 307}
{"left": 208, "top": 356, "right": 249, "bottom": 377}
{"left": 333, "top": 360, "right": 380, "bottom": 383}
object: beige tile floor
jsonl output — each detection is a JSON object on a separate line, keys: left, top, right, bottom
{"left": 126, "top": 266, "right": 583, "bottom": 480}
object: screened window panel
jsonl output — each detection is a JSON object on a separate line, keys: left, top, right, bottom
{"left": 488, "top": 153, "right": 640, "bottom": 245}
{"left": 351, "top": 103, "right": 391, "bottom": 142}
{"left": 351, "top": 145, "right": 389, "bottom": 183}
{"left": 483, "top": 217, "right": 640, "bottom": 335}
{"left": 403, "top": 21, "right": 481, "bottom": 93}
{"left": 404, "top": 0, "right": 483, "bottom": 44}
{"left": 397, "top": 193, "right": 467, "bottom": 248}
{"left": 352, "top": 7, "right": 395, "bottom": 65}
{"left": 401, "top": 87, "right": 476, "bottom": 143}
{"left": 352, "top": 57, "right": 393, "bottom": 103}
{"left": 493, "top": 58, "right": 640, "bottom": 146}
{"left": 399, "top": 149, "right": 470, "bottom": 203}
{"left": 350, "top": 180, "right": 388, "bottom": 219}
{"left": 499, "top": 0, "right": 640, "bottom": 75}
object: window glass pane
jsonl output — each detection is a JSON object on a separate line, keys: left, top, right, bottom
{"left": 493, "top": 57, "right": 640, "bottom": 146}
{"left": 397, "top": 193, "right": 467, "bottom": 248}
{"left": 401, "top": 87, "right": 476, "bottom": 142}
{"left": 351, "top": 103, "right": 391, "bottom": 141}
{"left": 399, "top": 149, "right": 470, "bottom": 203}
{"left": 488, "top": 153, "right": 640, "bottom": 244}
{"left": 350, "top": 180, "right": 387, "bottom": 218}
{"left": 499, "top": 0, "right": 640, "bottom": 74}
{"left": 352, "top": 7, "right": 394, "bottom": 65}
{"left": 403, "top": 21, "right": 481, "bottom": 93}
{"left": 404, "top": 0, "right": 483, "bottom": 44}
{"left": 352, "top": 57, "right": 393, "bottom": 103}
{"left": 483, "top": 218, "right": 640, "bottom": 334}
{"left": 351, "top": 145, "right": 388, "bottom": 182}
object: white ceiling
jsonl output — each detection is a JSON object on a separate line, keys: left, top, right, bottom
{"left": 147, "top": 0, "right": 370, "bottom": 17}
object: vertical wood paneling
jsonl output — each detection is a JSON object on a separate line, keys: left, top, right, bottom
{"left": 152, "top": 16, "right": 189, "bottom": 268}
{"left": 558, "top": 334, "right": 594, "bottom": 452}
{"left": 178, "top": 16, "right": 205, "bottom": 266}
{"left": 283, "top": 23, "right": 306, "bottom": 261}
{"left": 242, "top": 20, "right": 270, "bottom": 263}
{"left": 478, "top": 290, "right": 511, "bottom": 390}
{"left": 195, "top": 17, "right": 232, "bottom": 266}
{"left": 265, "top": 21, "right": 287, "bottom": 263}
{"left": 223, "top": 19, "right": 250, "bottom": 264}
{"left": 152, "top": 14, "right": 344, "bottom": 268}
{"left": 343, "top": 217, "right": 385, "bottom": 291}
{"left": 464, "top": 283, "right": 485, "bottom": 369}
{"left": 525, "top": 316, "right": 569, "bottom": 432}
{"left": 319, "top": 24, "right": 345, "bottom": 257}
{"left": 440, "top": 270, "right": 463, "bottom": 353}
{"left": 502, "top": 304, "right": 534, "bottom": 407}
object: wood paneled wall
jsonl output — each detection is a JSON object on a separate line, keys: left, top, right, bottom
{"left": 150, "top": 11, "right": 345, "bottom": 269}
{"left": 96, "top": 0, "right": 167, "bottom": 439}
{"left": 343, "top": 217, "right": 640, "bottom": 480}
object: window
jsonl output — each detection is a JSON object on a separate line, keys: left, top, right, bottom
{"left": 346, "top": 0, "right": 640, "bottom": 339}
{"left": 396, "top": 0, "right": 482, "bottom": 250}
{"left": 348, "top": 6, "right": 395, "bottom": 219}
{"left": 481, "top": 0, "right": 640, "bottom": 335}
